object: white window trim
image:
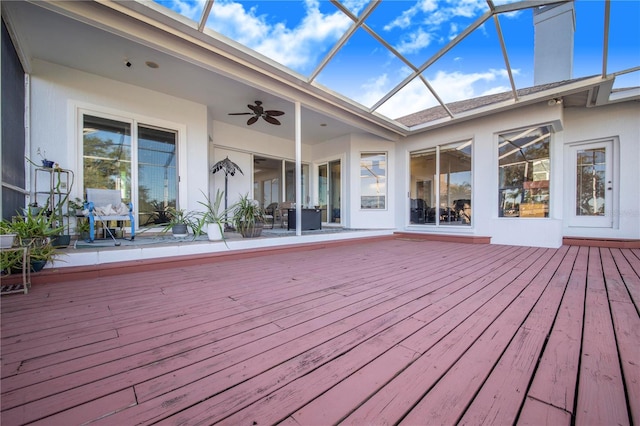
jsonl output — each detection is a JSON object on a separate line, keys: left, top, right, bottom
{"left": 73, "top": 103, "right": 187, "bottom": 228}
{"left": 359, "top": 151, "right": 388, "bottom": 211}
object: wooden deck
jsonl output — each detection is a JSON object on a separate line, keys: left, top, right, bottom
{"left": 1, "top": 239, "right": 638, "bottom": 425}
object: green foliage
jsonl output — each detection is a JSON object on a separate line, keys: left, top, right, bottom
{"left": 1, "top": 209, "right": 63, "bottom": 271}
{"left": 1, "top": 249, "right": 22, "bottom": 273}
{"left": 161, "top": 207, "right": 199, "bottom": 236}
{"left": 232, "top": 193, "right": 266, "bottom": 234}
{"left": 9, "top": 209, "right": 62, "bottom": 242}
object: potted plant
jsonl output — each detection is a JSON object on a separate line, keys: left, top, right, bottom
{"left": 67, "top": 197, "right": 85, "bottom": 217}
{"left": 197, "top": 189, "right": 230, "bottom": 241}
{"left": 162, "top": 207, "right": 192, "bottom": 237}
{"left": 0, "top": 220, "right": 17, "bottom": 249}
{"left": 75, "top": 218, "right": 92, "bottom": 241}
{"left": 232, "top": 193, "right": 266, "bottom": 238}
{"left": 3, "top": 209, "right": 62, "bottom": 271}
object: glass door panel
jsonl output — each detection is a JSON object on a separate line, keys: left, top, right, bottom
{"left": 329, "top": 160, "right": 341, "bottom": 223}
{"left": 439, "top": 142, "right": 472, "bottom": 225}
{"left": 570, "top": 141, "right": 613, "bottom": 227}
{"left": 318, "top": 164, "right": 328, "bottom": 222}
{"left": 254, "top": 156, "right": 281, "bottom": 209}
{"left": 410, "top": 140, "right": 472, "bottom": 226}
{"left": 285, "top": 161, "right": 310, "bottom": 206}
{"left": 137, "top": 126, "right": 177, "bottom": 226}
{"left": 82, "top": 115, "right": 132, "bottom": 202}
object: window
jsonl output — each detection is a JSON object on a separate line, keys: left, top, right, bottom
{"left": 253, "top": 156, "right": 309, "bottom": 208}
{"left": 82, "top": 114, "right": 178, "bottom": 227}
{"left": 360, "top": 152, "right": 386, "bottom": 209}
{"left": 498, "top": 125, "right": 551, "bottom": 218}
{"left": 410, "top": 140, "right": 472, "bottom": 225}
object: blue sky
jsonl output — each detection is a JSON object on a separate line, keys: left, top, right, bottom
{"left": 153, "top": 0, "right": 640, "bottom": 119}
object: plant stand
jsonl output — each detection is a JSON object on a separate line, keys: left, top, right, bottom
{"left": 0, "top": 247, "right": 31, "bottom": 295}
{"left": 34, "top": 167, "right": 74, "bottom": 235}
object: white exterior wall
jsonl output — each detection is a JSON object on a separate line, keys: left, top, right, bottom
{"left": 562, "top": 103, "right": 640, "bottom": 240}
{"left": 397, "top": 102, "right": 564, "bottom": 248}
{"left": 349, "top": 134, "right": 396, "bottom": 229}
{"left": 212, "top": 120, "right": 311, "bottom": 207}
{"left": 28, "top": 60, "right": 208, "bottom": 214}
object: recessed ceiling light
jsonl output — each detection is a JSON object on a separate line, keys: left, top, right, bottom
{"left": 145, "top": 61, "right": 159, "bottom": 69}
{"left": 320, "top": 123, "right": 327, "bottom": 127}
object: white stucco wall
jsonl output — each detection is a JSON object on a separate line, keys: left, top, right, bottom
{"left": 28, "top": 60, "right": 209, "bottom": 214}
{"left": 562, "top": 103, "right": 640, "bottom": 240}
{"left": 26, "top": 59, "right": 639, "bottom": 247}
{"left": 211, "top": 120, "right": 312, "bottom": 207}
{"left": 396, "top": 99, "right": 639, "bottom": 247}
{"left": 397, "top": 102, "right": 565, "bottom": 248}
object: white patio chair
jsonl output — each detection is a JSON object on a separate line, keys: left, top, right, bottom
{"left": 84, "top": 188, "right": 135, "bottom": 244}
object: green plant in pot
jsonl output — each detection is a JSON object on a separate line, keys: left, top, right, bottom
{"left": 232, "top": 193, "right": 266, "bottom": 238}
{"left": 4, "top": 209, "right": 62, "bottom": 272}
{"left": 196, "top": 189, "right": 231, "bottom": 242}
{"left": 68, "top": 197, "right": 84, "bottom": 217}
{"left": 162, "top": 207, "right": 192, "bottom": 237}
{"left": 75, "top": 218, "right": 92, "bottom": 241}
{"left": 0, "top": 220, "right": 17, "bottom": 249}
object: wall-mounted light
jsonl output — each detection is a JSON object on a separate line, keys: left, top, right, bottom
{"left": 547, "top": 97, "right": 563, "bottom": 106}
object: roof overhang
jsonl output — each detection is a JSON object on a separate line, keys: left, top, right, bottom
{"left": 406, "top": 76, "right": 623, "bottom": 134}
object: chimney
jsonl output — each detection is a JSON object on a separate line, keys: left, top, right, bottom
{"left": 533, "top": 3, "right": 575, "bottom": 85}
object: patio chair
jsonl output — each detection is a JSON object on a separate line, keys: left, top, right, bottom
{"left": 279, "top": 202, "right": 294, "bottom": 229}
{"left": 264, "top": 202, "right": 280, "bottom": 229}
{"left": 84, "top": 188, "right": 135, "bottom": 244}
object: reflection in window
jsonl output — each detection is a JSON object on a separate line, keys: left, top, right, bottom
{"left": 360, "top": 153, "right": 386, "bottom": 209}
{"left": 83, "top": 115, "right": 132, "bottom": 201}
{"left": 83, "top": 115, "right": 179, "bottom": 227}
{"left": 410, "top": 141, "right": 472, "bottom": 226}
{"left": 137, "top": 126, "right": 177, "bottom": 226}
{"left": 576, "top": 147, "right": 606, "bottom": 216}
{"left": 498, "top": 126, "right": 551, "bottom": 218}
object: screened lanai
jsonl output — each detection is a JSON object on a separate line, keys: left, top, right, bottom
{"left": 150, "top": 0, "right": 639, "bottom": 122}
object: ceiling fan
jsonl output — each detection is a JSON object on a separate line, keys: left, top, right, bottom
{"left": 228, "top": 100, "right": 284, "bottom": 126}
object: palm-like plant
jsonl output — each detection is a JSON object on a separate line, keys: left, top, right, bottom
{"left": 232, "top": 193, "right": 266, "bottom": 238}
{"left": 196, "top": 189, "right": 231, "bottom": 240}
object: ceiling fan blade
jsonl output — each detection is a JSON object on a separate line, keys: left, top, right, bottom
{"left": 263, "top": 115, "right": 281, "bottom": 125}
{"left": 265, "top": 110, "right": 284, "bottom": 116}
{"left": 229, "top": 112, "right": 252, "bottom": 115}
{"left": 247, "top": 116, "right": 259, "bottom": 125}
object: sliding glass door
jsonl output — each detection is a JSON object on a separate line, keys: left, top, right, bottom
{"left": 253, "top": 156, "right": 309, "bottom": 209}
{"left": 409, "top": 140, "right": 472, "bottom": 226}
{"left": 82, "top": 114, "right": 178, "bottom": 227}
{"left": 318, "top": 160, "right": 341, "bottom": 223}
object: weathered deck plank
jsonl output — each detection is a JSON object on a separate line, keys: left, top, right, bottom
{"left": 524, "top": 245, "right": 587, "bottom": 416}
{"left": 575, "top": 247, "right": 628, "bottom": 425}
{"left": 1, "top": 240, "right": 637, "bottom": 425}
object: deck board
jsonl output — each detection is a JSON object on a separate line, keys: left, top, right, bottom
{"left": 575, "top": 247, "right": 628, "bottom": 425}
{"left": 1, "top": 240, "right": 638, "bottom": 425}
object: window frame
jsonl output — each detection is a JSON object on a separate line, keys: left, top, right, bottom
{"left": 359, "top": 152, "right": 387, "bottom": 210}
{"left": 409, "top": 140, "right": 473, "bottom": 227}
{"left": 497, "top": 125, "right": 553, "bottom": 219}
{"left": 77, "top": 107, "right": 185, "bottom": 229}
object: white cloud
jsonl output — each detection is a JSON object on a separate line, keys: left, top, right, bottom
{"left": 164, "top": 0, "right": 205, "bottom": 21}
{"left": 203, "top": 0, "right": 352, "bottom": 71}
{"left": 384, "top": 0, "right": 489, "bottom": 55}
{"left": 397, "top": 28, "right": 433, "bottom": 54}
{"left": 362, "top": 68, "right": 512, "bottom": 119}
